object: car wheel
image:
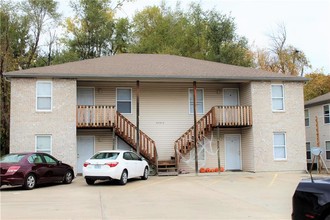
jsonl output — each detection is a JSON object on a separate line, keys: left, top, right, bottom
{"left": 23, "top": 173, "right": 36, "bottom": 190}
{"left": 85, "top": 178, "right": 95, "bottom": 185}
{"left": 119, "top": 170, "right": 128, "bottom": 185}
{"left": 63, "top": 171, "right": 73, "bottom": 184}
{"left": 141, "top": 167, "right": 148, "bottom": 180}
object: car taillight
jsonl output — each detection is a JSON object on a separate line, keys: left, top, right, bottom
{"left": 83, "top": 162, "right": 90, "bottom": 167}
{"left": 106, "top": 162, "right": 119, "bottom": 167}
{"left": 6, "top": 166, "right": 20, "bottom": 174}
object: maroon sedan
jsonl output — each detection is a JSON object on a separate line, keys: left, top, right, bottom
{"left": 0, "top": 152, "right": 74, "bottom": 190}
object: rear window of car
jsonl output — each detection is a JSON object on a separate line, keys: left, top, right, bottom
{"left": 91, "top": 152, "right": 119, "bottom": 160}
{"left": 0, "top": 154, "right": 26, "bottom": 163}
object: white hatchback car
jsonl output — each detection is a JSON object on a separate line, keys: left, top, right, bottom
{"left": 82, "top": 150, "right": 149, "bottom": 185}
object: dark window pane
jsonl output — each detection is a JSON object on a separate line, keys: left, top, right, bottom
{"left": 118, "top": 102, "right": 131, "bottom": 113}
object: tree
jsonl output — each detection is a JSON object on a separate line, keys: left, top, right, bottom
{"left": 130, "top": 3, "right": 254, "bottom": 67}
{"left": 304, "top": 71, "right": 330, "bottom": 101}
{"left": 256, "top": 24, "right": 310, "bottom": 75}
{"left": 63, "top": 0, "right": 131, "bottom": 59}
{"left": 21, "top": 0, "right": 60, "bottom": 68}
{"left": 0, "top": 1, "right": 32, "bottom": 154}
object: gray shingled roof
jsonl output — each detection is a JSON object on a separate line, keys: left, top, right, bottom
{"left": 4, "top": 54, "right": 307, "bottom": 82}
{"left": 305, "top": 92, "right": 330, "bottom": 107}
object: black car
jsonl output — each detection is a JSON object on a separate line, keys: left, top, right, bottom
{"left": 292, "top": 177, "right": 330, "bottom": 220}
{"left": 0, "top": 152, "right": 74, "bottom": 190}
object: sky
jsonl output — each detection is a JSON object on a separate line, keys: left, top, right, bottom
{"left": 58, "top": 0, "right": 330, "bottom": 74}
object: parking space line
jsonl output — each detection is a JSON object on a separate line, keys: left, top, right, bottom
{"left": 268, "top": 173, "right": 278, "bottom": 187}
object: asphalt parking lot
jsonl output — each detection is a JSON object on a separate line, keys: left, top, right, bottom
{"left": 0, "top": 171, "right": 318, "bottom": 220}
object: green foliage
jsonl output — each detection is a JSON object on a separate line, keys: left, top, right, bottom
{"left": 304, "top": 71, "right": 330, "bottom": 101}
{"left": 63, "top": 0, "right": 131, "bottom": 59}
{"left": 129, "top": 3, "right": 254, "bottom": 67}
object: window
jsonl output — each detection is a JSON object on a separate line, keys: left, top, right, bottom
{"left": 129, "top": 152, "right": 141, "bottom": 161}
{"left": 35, "top": 135, "right": 52, "bottom": 154}
{"left": 273, "top": 132, "right": 286, "bottom": 160}
{"left": 326, "top": 141, "right": 330, "bottom": 160}
{"left": 304, "top": 109, "right": 310, "bottom": 126}
{"left": 117, "top": 88, "right": 132, "bottom": 113}
{"left": 36, "top": 81, "right": 52, "bottom": 111}
{"left": 271, "top": 85, "right": 284, "bottom": 111}
{"left": 30, "top": 154, "right": 43, "bottom": 164}
{"left": 43, "top": 154, "right": 57, "bottom": 164}
{"left": 189, "top": 88, "right": 204, "bottom": 114}
{"left": 324, "top": 105, "right": 330, "bottom": 124}
{"left": 306, "top": 142, "right": 311, "bottom": 160}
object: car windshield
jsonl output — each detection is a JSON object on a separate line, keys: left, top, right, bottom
{"left": 91, "top": 152, "right": 119, "bottom": 160}
{"left": 0, "top": 154, "right": 26, "bottom": 163}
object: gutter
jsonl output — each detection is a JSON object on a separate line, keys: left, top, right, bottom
{"left": 3, "top": 73, "right": 308, "bottom": 82}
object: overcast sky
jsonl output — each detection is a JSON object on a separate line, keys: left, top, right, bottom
{"left": 59, "top": 0, "right": 330, "bottom": 74}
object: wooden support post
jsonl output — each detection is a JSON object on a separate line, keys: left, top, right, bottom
{"left": 193, "top": 81, "right": 198, "bottom": 175}
{"left": 217, "top": 126, "right": 221, "bottom": 174}
{"left": 136, "top": 80, "right": 140, "bottom": 155}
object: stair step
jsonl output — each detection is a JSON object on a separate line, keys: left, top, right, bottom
{"left": 158, "top": 171, "right": 178, "bottom": 176}
{"left": 158, "top": 167, "right": 177, "bottom": 171}
{"left": 158, "top": 160, "right": 176, "bottom": 166}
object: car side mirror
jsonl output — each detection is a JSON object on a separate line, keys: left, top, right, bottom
{"left": 57, "top": 161, "right": 62, "bottom": 165}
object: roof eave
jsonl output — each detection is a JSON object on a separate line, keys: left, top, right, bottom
{"left": 4, "top": 73, "right": 308, "bottom": 82}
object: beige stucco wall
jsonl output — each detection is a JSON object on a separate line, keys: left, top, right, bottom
{"left": 9, "top": 78, "right": 306, "bottom": 174}
{"left": 305, "top": 104, "right": 330, "bottom": 168}
{"left": 10, "top": 78, "right": 77, "bottom": 173}
{"left": 251, "top": 81, "right": 306, "bottom": 172}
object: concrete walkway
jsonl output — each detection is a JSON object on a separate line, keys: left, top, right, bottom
{"left": 1, "top": 171, "right": 321, "bottom": 220}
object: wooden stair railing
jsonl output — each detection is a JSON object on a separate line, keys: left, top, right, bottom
{"left": 77, "top": 105, "right": 116, "bottom": 128}
{"left": 115, "top": 112, "right": 158, "bottom": 166}
{"left": 213, "top": 106, "right": 252, "bottom": 127}
{"left": 174, "top": 106, "right": 252, "bottom": 166}
{"left": 174, "top": 108, "right": 215, "bottom": 166}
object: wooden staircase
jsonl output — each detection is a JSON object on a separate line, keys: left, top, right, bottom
{"left": 77, "top": 105, "right": 158, "bottom": 173}
{"left": 77, "top": 105, "right": 253, "bottom": 175}
{"left": 173, "top": 106, "right": 252, "bottom": 170}
{"left": 174, "top": 108, "right": 214, "bottom": 156}
{"left": 157, "top": 160, "right": 178, "bottom": 176}
{"left": 114, "top": 112, "right": 158, "bottom": 170}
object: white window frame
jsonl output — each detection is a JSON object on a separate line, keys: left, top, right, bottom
{"left": 306, "top": 142, "right": 311, "bottom": 160}
{"left": 323, "top": 104, "right": 330, "bottom": 124}
{"left": 326, "top": 141, "right": 330, "bottom": 160}
{"left": 35, "top": 135, "right": 52, "bottom": 154}
{"left": 36, "top": 81, "right": 52, "bottom": 112}
{"left": 273, "top": 132, "right": 287, "bottom": 160}
{"left": 116, "top": 88, "right": 132, "bottom": 114}
{"left": 188, "top": 88, "right": 204, "bottom": 114}
{"left": 304, "top": 109, "right": 310, "bottom": 127}
{"left": 271, "top": 84, "right": 285, "bottom": 112}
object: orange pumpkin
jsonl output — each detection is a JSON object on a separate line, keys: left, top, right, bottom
{"left": 199, "top": 167, "right": 205, "bottom": 173}
{"left": 214, "top": 167, "right": 219, "bottom": 172}
{"left": 220, "top": 167, "right": 225, "bottom": 172}
{"left": 205, "top": 168, "right": 210, "bottom": 173}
